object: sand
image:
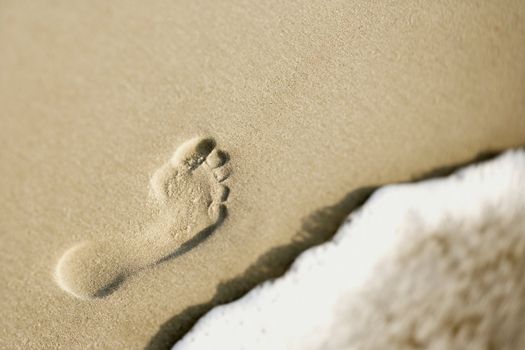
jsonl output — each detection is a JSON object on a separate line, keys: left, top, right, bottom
{"left": 175, "top": 149, "right": 525, "bottom": 350}
{"left": 55, "top": 137, "right": 230, "bottom": 299}
{"left": 0, "top": 0, "right": 524, "bottom": 349}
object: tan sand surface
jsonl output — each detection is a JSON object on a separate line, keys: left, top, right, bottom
{"left": 0, "top": 0, "right": 524, "bottom": 349}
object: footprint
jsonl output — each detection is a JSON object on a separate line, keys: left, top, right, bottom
{"left": 55, "top": 137, "right": 230, "bottom": 299}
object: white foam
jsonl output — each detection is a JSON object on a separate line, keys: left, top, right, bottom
{"left": 174, "top": 149, "right": 525, "bottom": 350}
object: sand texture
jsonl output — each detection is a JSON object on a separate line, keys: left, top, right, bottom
{"left": 55, "top": 137, "right": 230, "bottom": 299}
{"left": 175, "top": 149, "right": 525, "bottom": 350}
{"left": 0, "top": 0, "right": 524, "bottom": 349}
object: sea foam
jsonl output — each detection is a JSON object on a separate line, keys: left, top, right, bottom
{"left": 175, "top": 149, "right": 525, "bottom": 350}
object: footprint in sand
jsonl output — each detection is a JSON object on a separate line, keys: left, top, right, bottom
{"left": 55, "top": 137, "right": 230, "bottom": 299}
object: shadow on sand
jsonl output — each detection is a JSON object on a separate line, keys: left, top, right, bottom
{"left": 145, "top": 149, "right": 503, "bottom": 350}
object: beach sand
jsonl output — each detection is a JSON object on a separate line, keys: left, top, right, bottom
{"left": 0, "top": 0, "right": 524, "bottom": 348}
